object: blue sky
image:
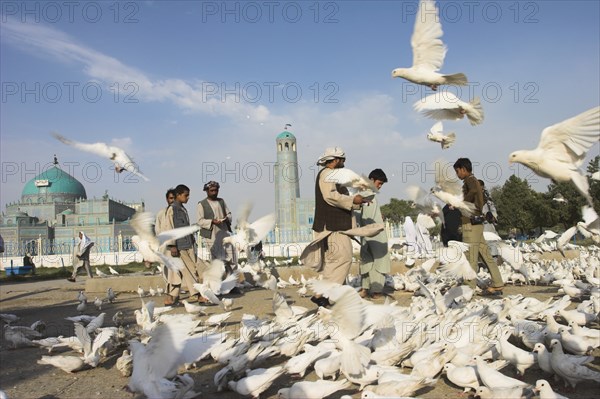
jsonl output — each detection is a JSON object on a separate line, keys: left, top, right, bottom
{"left": 1, "top": 0, "right": 599, "bottom": 220}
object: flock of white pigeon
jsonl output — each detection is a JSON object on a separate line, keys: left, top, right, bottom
{"left": 3, "top": 0, "right": 599, "bottom": 398}
{"left": 1, "top": 234, "right": 600, "bottom": 399}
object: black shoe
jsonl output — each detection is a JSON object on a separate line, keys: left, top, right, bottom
{"left": 229, "top": 287, "right": 242, "bottom": 295}
{"left": 310, "top": 296, "right": 331, "bottom": 308}
{"left": 67, "top": 277, "right": 76, "bottom": 282}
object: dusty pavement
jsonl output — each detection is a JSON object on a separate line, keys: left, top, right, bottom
{"left": 1, "top": 260, "right": 599, "bottom": 399}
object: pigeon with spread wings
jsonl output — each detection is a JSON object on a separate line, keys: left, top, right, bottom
{"left": 392, "top": 0, "right": 467, "bottom": 90}
{"left": 427, "top": 121, "right": 456, "bottom": 149}
{"left": 509, "top": 106, "right": 599, "bottom": 206}
{"left": 222, "top": 203, "right": 275, "bottom": 255}
{"left": 414, "top": 91, "right": 484, "bottom": 126}
{"left": 52, "top": 132, "right": 149, "bottom": 181}
{"left": 130, "top": 211, "right": 199, "bottom": 272}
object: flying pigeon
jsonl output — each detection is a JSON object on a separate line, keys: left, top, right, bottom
{"left": 414, "top": 91, "right": 484, "bottom": 126}
{"left": 426, "top": 121, "right": 456, "bottom": 149}
{"left": 509, "top": 106, "right": 600, "bottom": 206}
{"left": 391, "top": 0, "right": 468, "bottom": 90}
{"left": 52, "top": 132, "right": 150, "bottom": 181}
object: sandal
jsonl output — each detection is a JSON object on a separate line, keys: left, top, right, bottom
{"left": 481, "top": 286, "right": 504, "bottom": 296}
{"left": 164, "top": 295, "right": 179, "bottom": 306}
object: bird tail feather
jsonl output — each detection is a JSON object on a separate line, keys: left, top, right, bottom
{"left": 443, "top": 73, "right": 468, "bottom": 86}
{"left": 467, "top": 97, "right": 484, "bottom": 126}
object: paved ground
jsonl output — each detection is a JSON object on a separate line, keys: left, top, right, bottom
{"left": 1, "top": 260, "right": 599, "bottom": 399}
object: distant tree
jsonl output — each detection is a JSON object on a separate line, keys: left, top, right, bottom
{"left": 546, "top": 181, "right": 585, "bottom": 228}
{"left": 380, "top": 198, "right": 416, "bottom": 223}
{"left": 586, "top": 155, "right": 600, "bottom": 210}
{"left": 494, "top": 175, "right": 539, "bottom": 236}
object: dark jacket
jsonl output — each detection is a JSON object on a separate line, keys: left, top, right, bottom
{"left": 312, "top": 168, "right": 353, "bottom": 232}
{"left": 171, "top": 201, "right": 195, "bottom": 250}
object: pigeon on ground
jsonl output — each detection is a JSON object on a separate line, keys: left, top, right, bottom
{"left": 277, "top": 379, "right": 352, "bottom": 399}
{"left": 391, "top": 0, "right": 467, "bottom": 90}
{"left": 509, "top": 106, "right": 600, "bottom": 206}
{"left": 52, "top": 132, "right": 149, "bottom": 181}
{"left": 535, "top": 379, "right": 570, "bottom": 399}
{"left": 108, "top": 266, "right": 119, "bottom": 275}
{"left": 228, "top": 366, "right": 285, "bottom": 397}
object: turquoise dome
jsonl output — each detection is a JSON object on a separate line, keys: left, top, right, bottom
{"left": 22, "top": 166, "right": 87, "bottom": 198}
{"left": 276, "top": 131, "right": 296, "bottom": 140}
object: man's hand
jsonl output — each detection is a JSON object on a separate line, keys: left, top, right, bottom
{"left": 170, "top": 247, "right": 180, "bottom": 257}
{"left": 353, "top": 195, "right": 365, "bottom": 205}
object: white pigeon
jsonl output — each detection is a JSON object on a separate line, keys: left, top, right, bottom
{"left": 93, "top": 297, "right": 103, "bottom": 310}
{"left": 549, "top": 339, "right": 600, "bottom": 389}
{"left": 535, "top": 379, "right": 570, "bottom": 399}
{"left": 509, "top": 106, "right": 600, "bottom": 206}
{"left": 228, "top": 366, "right": 285, "bottom": 397}
{"left": 427, "top": 121, "right": 456, "bottom": 149}
{"left": 128, "top": 314, "right": 222, "bottom": 398}
{"left": 137, "top": 285, "right": 145, "bottom": 298}
{"left": 181, "top": 300, "right": 207, "bottom": 315}
{"left": 391, "top": 0, "right": 467, "bottom": 90}
{"left": 116, "top": 349, "right": 134, "bottom": 377}
{"left": 95, "top": 268, "right": 107, "bottom": 277}
{"left": 130, "top": 211, "right": 199, "bottom": 270}
{"left": 108, "top": 266, "right": 119, "bottom": 275}
{"left": 322, "top": 167, "right": 378, "bottom": 196}
{"left": 414, "top": 91, "right": 484, "bottom": 126}
{"left": 52, "top": 132, "right": 150, "bottom": 181}
{"left": 222, "top": 203, "right": 276, "bottom": 254}
{"left": 277, "top": 379, "right": 351, "bottom": 399}
{"left": 106, "top": 287, "right": 116, "bottom": 303}
{"left": 474, "top": 356, "right": 530, "bottom": 390}
{"left": 577, "top": 206, "right": 600, "bottom": 243}
{"left": 37, "top": 355, "right": 87, "bottom": 373}
{"left": 74, "top": 322, "right": 114, "bottom": 367}
{"left": 431, "top": 159, "right": 477, "bottom": 216}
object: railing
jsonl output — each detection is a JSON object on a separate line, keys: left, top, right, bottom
{"left": 0, "top": 222, "right": 407, "bottom": 266}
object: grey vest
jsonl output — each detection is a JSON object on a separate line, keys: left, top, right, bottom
{"left": 312, "top": 168, "right": 352, "bottom": 232}
{"left": 171, "top": 201, "right": 195, "bottom": 249}
{"left": 198, "top": 198, "right": 231, "bottom": 239}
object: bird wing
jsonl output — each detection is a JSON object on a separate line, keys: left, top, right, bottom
{"left": 329, "top": 286, "right": 365, "bottom": 340}
{"left": 416, "top": 213, "right": 436, "bottom": 230}
{"left": 203, "top": 259, "right": 226, "bottom": 293}
{"left": 74, "top": 322, "right": 92, "bottom": 357}
{"left": 411, "top": 0, "right": 446, "bottom": 70}
{"left": 430, "top": 121, "right": 444, "bottom": 135}
{"left": 246, "top": 213, "right": 277, "bottom": 246}
{"left": 536, "top": 106, "right": 600, "bottom": 167}
{"left": 433, "top": 158, "right": 463, "bottom": 195}
{"left": 323, "top": 168, "right": 378, "bottom": 192}
{"left": 273, "top": 292, "right": 294, "bottom": 323}
{"left": 52, "top": 132, "right": 116, "bottom": 158}
{"left": 131, "top": 212, "right": 159, "bottom": 246}
{"left": 156, "top": 226, "right": 200, "bottom": 250}
{"left": 414, "top": 92, "right": 463, "bottom": 112}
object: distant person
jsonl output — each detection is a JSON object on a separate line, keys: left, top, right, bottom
{"left": 155, "top": 188, "right": 176, "bottom": 235}
{"left": 164, "top": 184, "right": 202, "bottom": 305}
{"left": 440, "top": 204, "right": 462, "bottom": 246}
{"left": 67, "top": 232, "right": 94, "bottom": 282}
{"left": 155, "top": 187, "right": 176, "bottom": 288}
{"left": 356, "top": 169, "right": 389, "bottom": 299}
{"left": 197, "top": 181, "right": 235, "bottom": 268}
{"left": 454, "top": 158, "right": 503, "bottom": 295}
{"left": 0, "top": 234, "right": 4, "bottom": 253}
{"left": 23, "top": 253, "right": 36, "bottom": 274}
{"left": 479, "top": 180, "right": 498, "bottom": 224}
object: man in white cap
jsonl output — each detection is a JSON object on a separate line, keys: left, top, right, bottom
{"left": 310, "top": 147, "right": 365, "bottom": 307}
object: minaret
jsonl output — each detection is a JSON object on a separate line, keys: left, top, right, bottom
{"left": 274, "top": 125, "right": 300, "bottom": 242}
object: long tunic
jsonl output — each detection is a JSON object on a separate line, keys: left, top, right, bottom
{"left": 356, "top": 198, "right": 390, "bottom": 277}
